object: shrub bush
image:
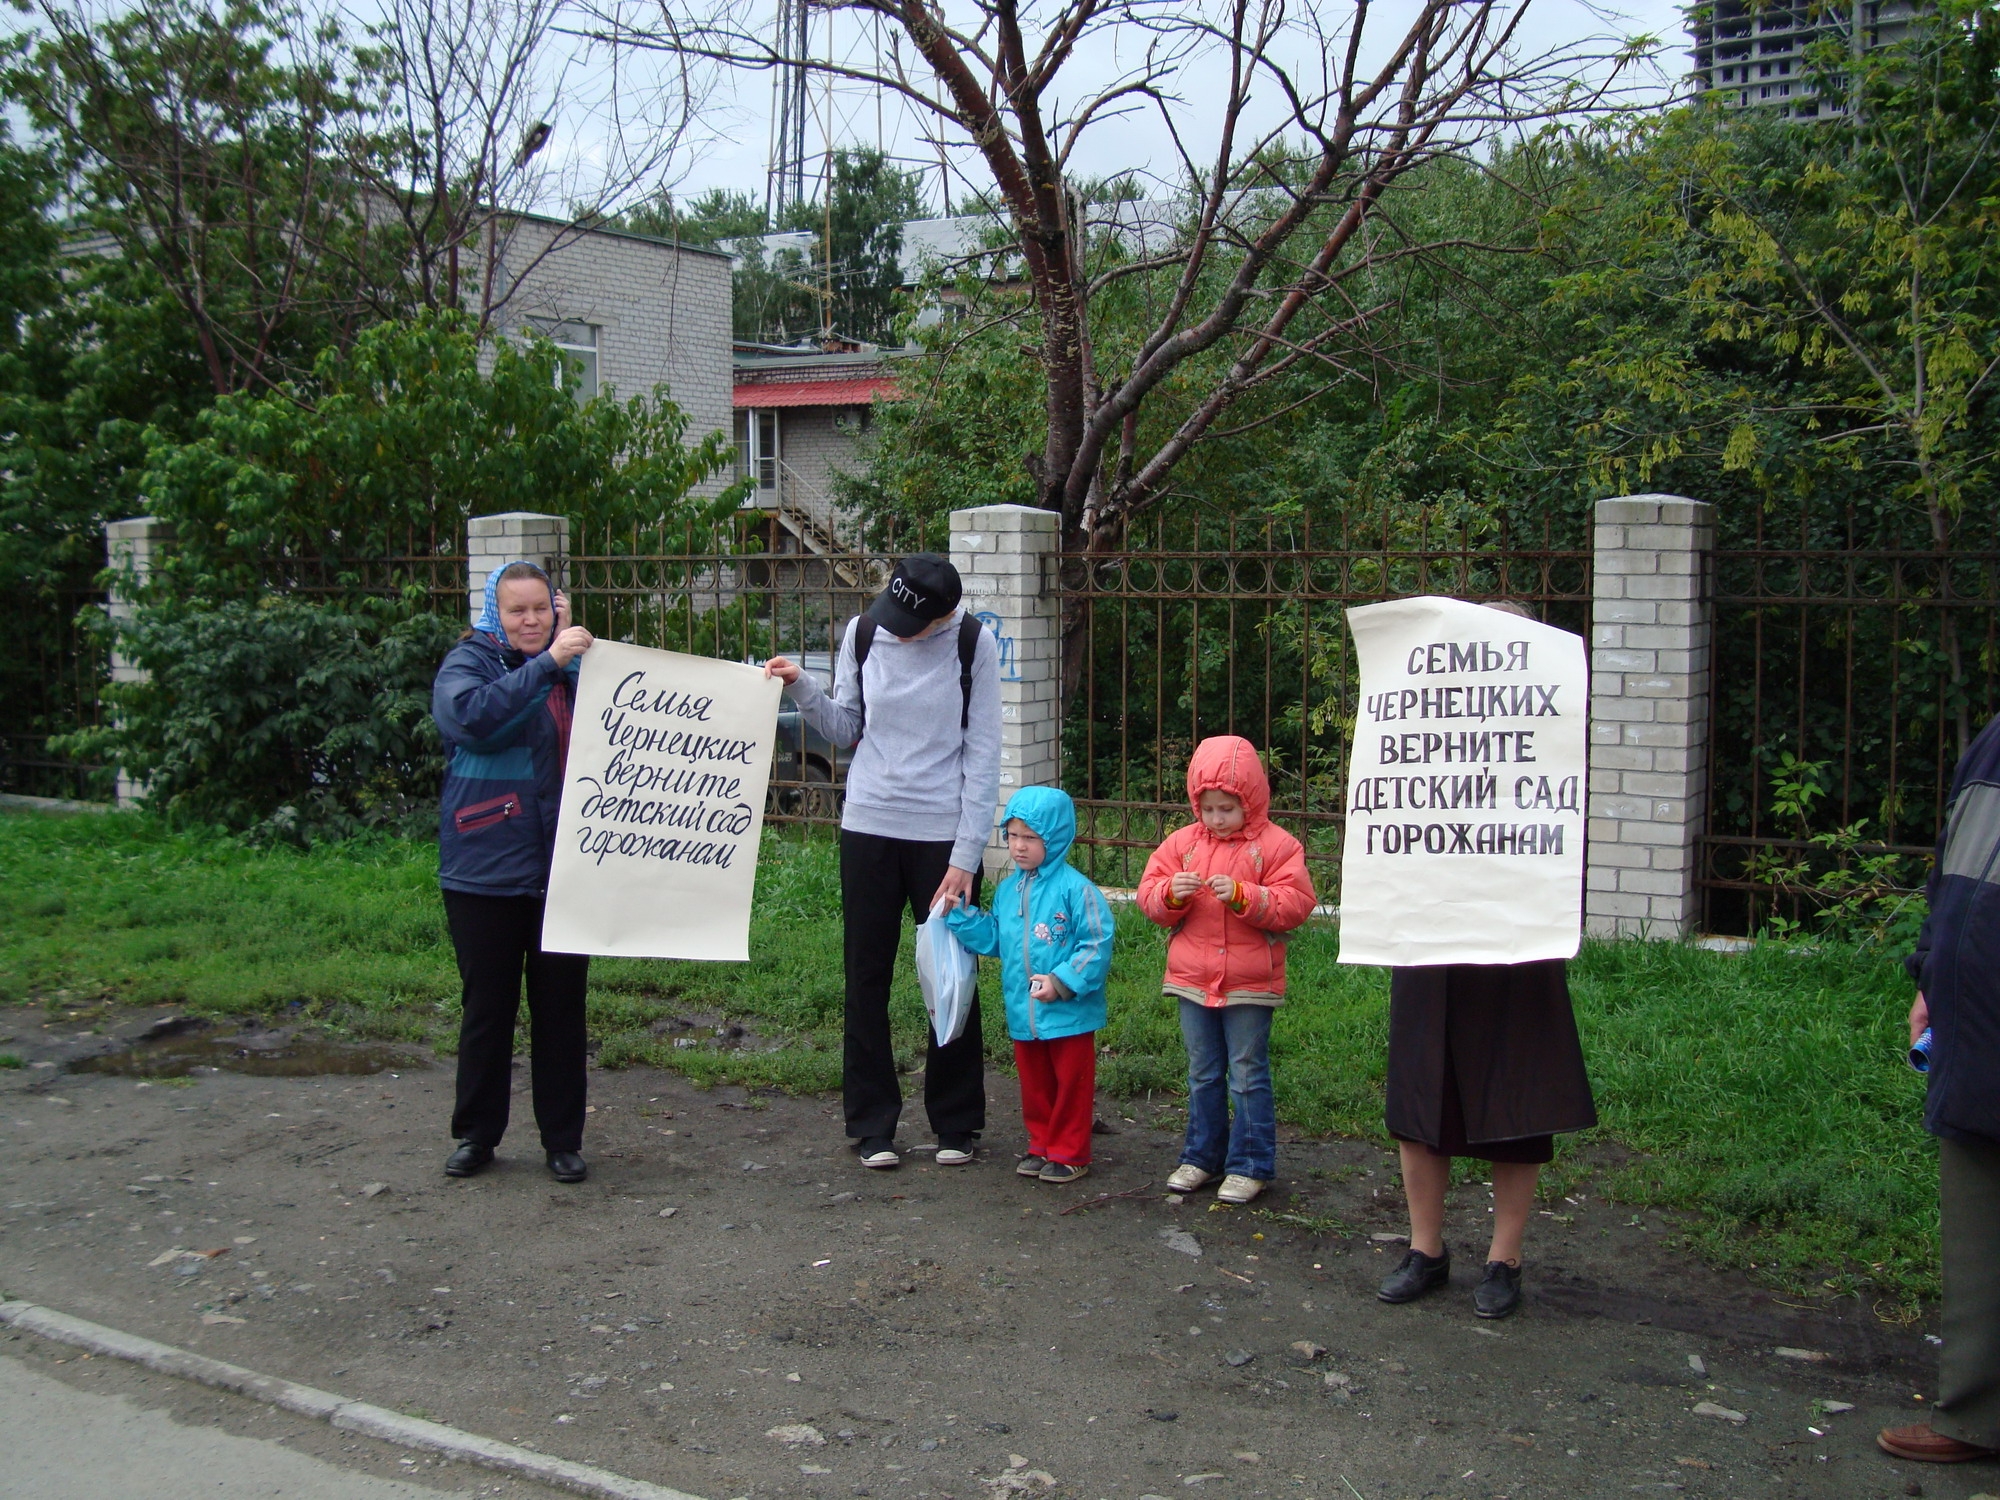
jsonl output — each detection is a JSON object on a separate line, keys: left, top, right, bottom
{"left": 60, "top": 595, "right": 461, "bottom": 841}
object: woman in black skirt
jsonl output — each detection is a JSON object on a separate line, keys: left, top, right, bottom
{"left": 1375, "top": 603, "right": 1597, "bottom": 1320}
{"left": 1375, "top": 960, "right": 1597, "bottom": 1318}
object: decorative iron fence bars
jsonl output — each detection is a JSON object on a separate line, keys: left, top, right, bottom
{"left": 1698, "top": 519, "right": 2000, "bottom": 935}
{"left": 5, "top": 585, "right": 111, "bottom": 801}
{"left": 1050, "top": 509, "right": 1593, "bottom": 896}
{"left": 564, "top": 517, "right": 942, "bottom": 825}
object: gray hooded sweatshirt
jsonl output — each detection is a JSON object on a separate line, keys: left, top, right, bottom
{"left": 783, "top": 610, "right": 1003, "bottom": 872}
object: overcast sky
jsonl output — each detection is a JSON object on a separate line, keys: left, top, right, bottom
{"left": 646, "top": 0, "right": 1698, "bottom": 217}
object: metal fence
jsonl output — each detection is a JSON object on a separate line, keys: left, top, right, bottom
{"left": 1050, "top": 508, "right": 1593, "bottom": 895}
{"left": 565, "top": 515, "right": 942, "bottom": 824}
{"left": 5, "top": 586, "right": 112, "bottom": 802}
{"left": 1697, "top": 508, "right": 2000, "bottom": 934}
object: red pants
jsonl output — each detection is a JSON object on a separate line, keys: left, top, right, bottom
{"left": 1014, "top": 1032, "right": 1097, "bottom": 1165}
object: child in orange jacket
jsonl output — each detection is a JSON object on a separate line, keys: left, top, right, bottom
{"left": 1137, "top": 736, "right": 1318, "bottom": 1204}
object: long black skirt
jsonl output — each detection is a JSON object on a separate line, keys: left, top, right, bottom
{"left": 1385, "top": 959, "right": 1596, "bottom": 1163}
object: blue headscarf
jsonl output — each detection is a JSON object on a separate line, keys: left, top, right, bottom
{"left": 474, "top": 560, "right": 555, "bottom": 645}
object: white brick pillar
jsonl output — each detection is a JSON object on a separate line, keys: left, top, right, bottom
{"left": 104, "top": 515, "right": 176, "bottom": 808}
{"left": 466, "top": 512, "right": 570, "bottom": 624}
{"left": 950, "top": 504, "right": 1062, "bottom": 883}
{"left": 1585, "top": 494, "right": 1716, "bottom": 938}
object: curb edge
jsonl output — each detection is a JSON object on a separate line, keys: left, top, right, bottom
{"left": 0, "top": 1300, "right": 707, "bottom": 1500}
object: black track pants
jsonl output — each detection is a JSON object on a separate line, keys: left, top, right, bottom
{"left": 839, "top": 831, "right": 986, "bottom": 1142}
{"left": 443, "top": 889, "right": 590, "bottom": 1153}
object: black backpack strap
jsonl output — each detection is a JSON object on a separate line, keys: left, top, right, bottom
{"left": 850, "top": 614, "right": 875, "bottom": 741}
{"left": 957, "top": 612, "right": 981, "bottom": 729}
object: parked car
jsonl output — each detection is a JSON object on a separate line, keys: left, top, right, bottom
{"left": 768, "top": 652, "right": 849, "bottom": 821}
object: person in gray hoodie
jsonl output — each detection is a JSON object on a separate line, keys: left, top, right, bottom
{"left": 765, "top": 554, "right": 1002, "bottom": 1169}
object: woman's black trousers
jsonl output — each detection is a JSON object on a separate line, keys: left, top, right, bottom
{"left": 443, "top": 889, "right": 590, "bottom": 1153}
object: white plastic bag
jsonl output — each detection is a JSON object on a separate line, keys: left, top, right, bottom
{"left": 915, "top": 897, "right": 978, "bottom": 1047}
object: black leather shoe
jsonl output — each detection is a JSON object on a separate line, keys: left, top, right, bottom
{"left": 444, "top": 1141, "right": 494, "bottom": 1178}
{"left": 1377, "top": 1246, "right": 1451, "bottom": 1304}
{"left": 1474, "top": 1260, "right": 1522, "bottom": 1319}
{"left": 546, "top": 1150, "right": 587, "bottom": 1183}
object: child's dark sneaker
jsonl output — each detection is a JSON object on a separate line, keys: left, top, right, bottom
{"left": 1015, "top": 1154, "right": 1048, "bottom": 1177}
{"left": 935, "top": 1132, "right": 977, "bottom": 1166}
{"left": 1038, "top": 1161, "right": 1090, "bottom": 1184}
{"left": 856, "top": 1137, "right": 900, "bottom": 1169}
{"left": 1377, "top": 1246, "right": 1451, "bottom": 1303}
{"left": 1473, "top": 1260, "right": 1522, "bottom": 1319}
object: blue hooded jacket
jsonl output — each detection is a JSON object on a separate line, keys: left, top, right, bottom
{"left": 432, "top": 562, "right": 581, "bottom": 898}
{"left": 946, "top": 785, "right": 1113, "bottom": 1042}
{"left": 1907, "top": 710, "right": 2000, "bottom": 1145}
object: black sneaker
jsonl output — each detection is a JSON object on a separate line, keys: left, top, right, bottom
{"left": 856, "top": 1136, "right": 900, "bottom": 1169}
{"left": 1377, "top": 1246, "right": 1451, "bottom": 1304}
{"left": 935, "top": 1132, "right": 977, "bottom": 1166}
{"left": 1474, "top": 1260, "right": 1522, "bottom": 1319}
{"left": 1015, "top": 1154, "right": 1048, "bottom": 1177}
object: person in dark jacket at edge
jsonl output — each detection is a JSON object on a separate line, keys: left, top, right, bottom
{"left": 431, "top": 560, "right": 595, "bottom": 1184}
{"left": 1879, "top": 711, "right": 2000, "bottom": 1465}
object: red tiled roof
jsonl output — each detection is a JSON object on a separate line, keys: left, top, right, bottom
{"left": 733, "top": 375, "right": 898, "bottom": 408}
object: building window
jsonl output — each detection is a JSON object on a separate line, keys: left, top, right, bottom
{"left": 525, "top": 318, "right": 599, "bottom": 402}
{"left": 733, "top": 408, "right": 780, "bottom": 493}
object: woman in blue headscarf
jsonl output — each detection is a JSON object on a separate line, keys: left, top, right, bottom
{"left": 432, "top": 561, "right": 595, "bottom": 1183}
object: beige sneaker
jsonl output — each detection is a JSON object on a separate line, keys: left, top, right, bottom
{"left": 1166, "top": 1164, "right": 1214, "bottom": 1193}
{"left": 1216, "top": 1174, "right": 1265, "bottom": 1204}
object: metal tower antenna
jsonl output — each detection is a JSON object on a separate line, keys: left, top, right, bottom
{"left": 766, "top": 0, "right": 811, "bottom": 224}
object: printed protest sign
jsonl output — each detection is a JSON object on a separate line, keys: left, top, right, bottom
{"left": 542, "top": 641, "right": 781, "bottom": 961}
{"left": 1337, "top": 596, "right": 1587, "bottom": 967}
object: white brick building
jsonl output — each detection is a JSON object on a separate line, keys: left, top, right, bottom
{"left": 731, "top": 348, "right": 896, "bottom": 555}
{"left": 478, "top": 211, "right": 735, "bottom": 452}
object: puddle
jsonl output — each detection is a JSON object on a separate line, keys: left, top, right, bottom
{"left": 70, "top": 1029, "right": 429, "bottom": 1079}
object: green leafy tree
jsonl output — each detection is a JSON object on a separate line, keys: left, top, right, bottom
{"left": 63, "top": 314, "right": 744, "bottom": 835}
{"left": 137, "top": 312, "right": 743, "bottom": 593}
{"left": 615, "top": 186, "right": 769, "bottom": 246}
{"left": 3, "top": 0, "right": 399, "bottom": 396}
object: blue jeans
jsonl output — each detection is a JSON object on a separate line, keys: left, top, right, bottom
{"left": 1178, "top": 1001, "right": 1276, "bottom": 1180}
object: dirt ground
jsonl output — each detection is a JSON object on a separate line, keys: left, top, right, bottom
{"left": 0, "top": 1003, "right": 1985, "bottom": 1500}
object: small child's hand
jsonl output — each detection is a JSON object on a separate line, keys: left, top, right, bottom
{"left": 1206, "top": 874, "right": 1237, "bottom": 902}
{"left": 1169, "top": 870, "right": 1203, "bottom": 900}
{"left": 1029, "top": 974, "right": 1056, "bottom": 1001}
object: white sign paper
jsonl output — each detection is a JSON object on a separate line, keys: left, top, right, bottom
{"left": 1337, "top": 596, "right": 1587, "bottom": 967}
{"left": 542, "top": 641, "right": 782, "bottom": 961}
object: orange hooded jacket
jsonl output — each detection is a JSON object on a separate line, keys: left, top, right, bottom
{"left": 1136, "top": 736, "right": 1318, "bottom": 1006}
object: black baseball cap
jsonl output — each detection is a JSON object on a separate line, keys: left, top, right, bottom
{"left": 866, "top": 553, "right": 963, "bottom": 637}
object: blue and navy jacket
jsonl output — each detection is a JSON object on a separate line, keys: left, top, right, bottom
{"left": 432, "top": 568, "right": 579, "bottom": 898}
{"left": 946, "top": 785, "right": 1114, "bottom": 1042}
{"left": 1908, "top": 710, "right": 2000, "bottom": 1145}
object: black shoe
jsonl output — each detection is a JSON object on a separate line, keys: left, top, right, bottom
{"left": 546, "top": 1150, "right": 587, "bottom": 1183}
{"left": 1377, "top": 1246, "right": 1451, "bottom": 1304}
{"left": 856, "top": 1136, "right": 900, "bottom": 1169}
{"left": 444, "top": 1141, "right": 494, "bottom": 1178}
{"left": 1474, "top": 1260, "right": 1522, "bottom": 1319}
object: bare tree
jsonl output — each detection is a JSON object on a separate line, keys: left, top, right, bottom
{"left": 585, "top": 0, "right": 1651, "bottom": 553}
{"left": 8, "top": 0, "right": 714, "bottom": 394}
{"left": 350, "top": 0, "right": 716, "bottom": 333}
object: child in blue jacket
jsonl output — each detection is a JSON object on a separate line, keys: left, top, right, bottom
{"left": 946, "top": 786, "right": 1114, "bottom": 1183}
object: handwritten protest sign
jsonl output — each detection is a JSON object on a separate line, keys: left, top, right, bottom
{"left": 1337, "top": 596, "right": 1587, "bottom": 967}
{"left": 542, "top": 641, "right": 782, "bottom": 961}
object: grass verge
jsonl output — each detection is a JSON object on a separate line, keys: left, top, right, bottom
{"left": 2, "top": 808, "right": 1935, "bottom": 1303}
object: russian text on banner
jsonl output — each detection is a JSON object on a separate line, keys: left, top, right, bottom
{"left": 1337, "top": 596, "right": 1588, "bottom": 967}
{"left": 542, "top": 642, "right": 782, "bottom": 962}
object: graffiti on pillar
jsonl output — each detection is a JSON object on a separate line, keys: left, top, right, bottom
{"left": 974, "top": 610, "right": 1021, "bottom": 681}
